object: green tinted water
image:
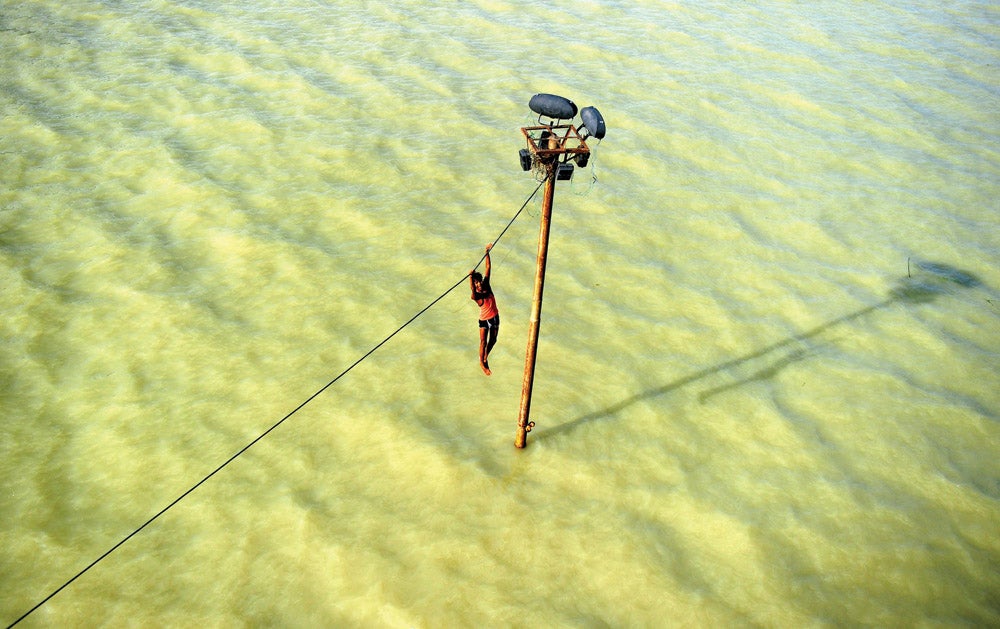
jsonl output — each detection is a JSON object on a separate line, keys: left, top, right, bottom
{"left": 2, "top": 0, "right": 998, "bottom": 626}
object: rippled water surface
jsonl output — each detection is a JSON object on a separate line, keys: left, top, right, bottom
{"left": 2, "top": 0, "right": 999, "bottom": 626}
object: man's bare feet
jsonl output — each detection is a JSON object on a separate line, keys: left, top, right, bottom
{"left": 481, "top": 361, "right": 491, "bottom": 376}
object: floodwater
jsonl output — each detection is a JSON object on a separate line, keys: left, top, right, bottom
{"left": 2, "top": 1, "right": 998, "bottom": 626}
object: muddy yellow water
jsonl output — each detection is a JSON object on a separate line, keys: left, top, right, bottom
{"left": 2, "top": 1, "right": 998, "bottom": 626}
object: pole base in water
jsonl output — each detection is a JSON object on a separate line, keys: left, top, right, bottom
{"left": 514, "top": 421, "right": 534, "bottom": 449}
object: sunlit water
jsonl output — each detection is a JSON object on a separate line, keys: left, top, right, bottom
{"left": 2, "top": 0, "right": 999, "bottom": 626}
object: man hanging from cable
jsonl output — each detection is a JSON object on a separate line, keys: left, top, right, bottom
{"left": 470, "top": 243, "right": 500, "bottom": 376}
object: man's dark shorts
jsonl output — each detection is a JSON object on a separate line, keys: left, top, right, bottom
{"left": 478, "top": 315, "right": 500, "bottom": 330}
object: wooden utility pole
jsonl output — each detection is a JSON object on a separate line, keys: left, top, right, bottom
{"left": 515, "top": 164, "right": 556, "bottom": 448}
{"left": 514, "top": 94, "right": 601, "bottom": 448}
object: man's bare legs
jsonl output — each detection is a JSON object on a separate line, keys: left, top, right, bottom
{"left": 479, "top": 328, "right": 492, "bottom": 375}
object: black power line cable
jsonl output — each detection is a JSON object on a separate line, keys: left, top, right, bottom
{"left": 6, "top": 176, "right": 547, "bottom": 628}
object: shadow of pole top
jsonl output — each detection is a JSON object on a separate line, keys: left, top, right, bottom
{"left": 536, "top": 259, "right": 986, "bottom": 443}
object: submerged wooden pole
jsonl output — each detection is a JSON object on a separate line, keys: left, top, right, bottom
{"left": 513, "top": 94, "right": 603, "bottom": 447}
{"left": 515, "top": 164, "right": 557, "bottom": 448}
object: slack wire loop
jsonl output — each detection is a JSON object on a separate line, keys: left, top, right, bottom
{"left": 7, "top": 176, "right": 548, "bottom": 629}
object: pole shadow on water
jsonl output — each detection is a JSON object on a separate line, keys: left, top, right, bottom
{"left": 534, "top": 261, "right": 983, "bottom": 442}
